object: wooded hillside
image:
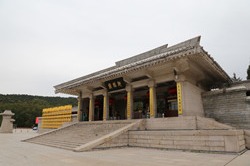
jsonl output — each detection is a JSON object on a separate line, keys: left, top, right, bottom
{"left": 0, "top": 94, "right": 77, "bottom": 128}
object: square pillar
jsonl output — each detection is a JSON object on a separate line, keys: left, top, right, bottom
{"left": 148, "top": 80, "right": 156, "bottom": 118}
{"left": 88, "top": 94, "right": 95, "bottom": 121}
{"left": 103, "top": 91, "right": 109, "bottom": 121}
{"left": 126, "top": 85, "right": 133, "bottom": 119}
{"left": 175, "top": 80, "right": 204, "bottom": 116}
{"left": 77, "top": 92, "right": 83, "bottom": 122}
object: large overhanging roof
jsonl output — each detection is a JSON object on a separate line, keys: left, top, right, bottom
{"left": 54, "top": 36, "right": 231, "bottom": 95}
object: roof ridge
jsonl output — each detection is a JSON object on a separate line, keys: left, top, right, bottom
{"left": 115, "top": 44, "right": 168, "bottom": 67}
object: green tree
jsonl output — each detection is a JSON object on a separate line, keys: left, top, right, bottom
{"left": 0, "top": 94, "right": 77, "bottom": 128}
{"left": 247, "top": 65, "right": 250, "bottom": 80}
{"left": 232, "top": 73, "right": 242, "bottom": 82}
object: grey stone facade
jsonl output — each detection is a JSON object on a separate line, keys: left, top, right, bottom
{"left": 202, "top": 86, "right": 250, "bottom": 129}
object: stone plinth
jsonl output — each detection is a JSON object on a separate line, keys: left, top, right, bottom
{"left": 245, "top": 130, "right": 250, "bottom": 149}
{"left": 0, "top": 110, "right": 15, "bottom": 133}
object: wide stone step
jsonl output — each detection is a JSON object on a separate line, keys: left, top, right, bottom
{"left": 31, "top": 138, "right": 84, "bottom": 145}
{"left": 27, "top": 141, "right": 76, "bottom": 150}
{"left": 24, "top": 120, "right": 137, "bottom": 151}
{"left": 28, "top": 140, "right": 82, "bottom": 150}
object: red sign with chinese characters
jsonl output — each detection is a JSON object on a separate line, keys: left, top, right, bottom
{"left": 35, "top": 117, "right": 39, "bottom": 124}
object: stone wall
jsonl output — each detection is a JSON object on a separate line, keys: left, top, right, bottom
{"left": 128, "top": 130, "right": 245, "bottom": 153}
{"left": 202, "top": 86, "right": 250, "bottom": 129}
{"left": 96, "top": 123, "right": 245, "bottom": 153}
{"left": 95, "top": 117, "right": 244, "bottom": 153}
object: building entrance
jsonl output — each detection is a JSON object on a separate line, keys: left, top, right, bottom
{"left": 109, "top": 91, "right": 126, "bottom": 120}
{"left": 94, "top": 96, "right": 103, "bottom": 121}
{"left": 156, "top": 81, "right": 178, "bottom": 117}
{"left": 133, "top": 86, "right": 149, "bottom": 119}
{"left": 81, "top": 98, "right": 89, "bottom": 121}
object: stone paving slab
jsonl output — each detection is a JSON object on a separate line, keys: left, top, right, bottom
{"left": 0, "top": 131, "right": 249, "bottom": 166}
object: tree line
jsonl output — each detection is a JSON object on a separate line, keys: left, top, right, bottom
{"left": 0, "top": 94, "right": 77, "bottom": 128}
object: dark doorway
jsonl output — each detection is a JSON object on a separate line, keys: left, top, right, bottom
{"left": 109, "top": 91, "right": 126, "bottom": 120}
{"left": 156, "top": 81, "right": 178, "bottom": 117}
{"left": 94, "top": 96, "right": 103, "bottom": 121}
{"left": 133, "top": 86, "right": 149, "bottom": 119}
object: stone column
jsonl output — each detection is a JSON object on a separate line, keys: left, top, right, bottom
{"left": 0, "top": 110, "right": 15, "bottom": 133}
{"left": 148, "top": 80, "right": 157, "bottom": 118}
{"left": 77, "top": 91, "right": 83, "bottom": 122}
{"left": 103, "top": 91, "right": 109, "bottom": 121}
{"left": 88, "top": 94, "right": 95, "bottom": 121}
{"left": 126, "top": 85, "right": 133, "bottom": 119}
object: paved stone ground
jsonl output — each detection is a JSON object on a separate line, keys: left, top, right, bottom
{"left": 0, "top": 130, "right": 249, "bottom": 166}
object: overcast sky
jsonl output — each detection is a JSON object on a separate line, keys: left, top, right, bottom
{"left": 0, "top": 0, "right": 250, "bottom": 97}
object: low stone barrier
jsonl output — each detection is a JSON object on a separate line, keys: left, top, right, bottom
{"left": 74, "top": 120, "right": 142, "bottom": 152}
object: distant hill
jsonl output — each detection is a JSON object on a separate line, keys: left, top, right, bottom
{"left": 0, "top": 94, "right": 77, "bottom": 128}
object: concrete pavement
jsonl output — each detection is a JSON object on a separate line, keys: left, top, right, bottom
{"left": 0, "top": 130, "right": 249, "bottom": 166}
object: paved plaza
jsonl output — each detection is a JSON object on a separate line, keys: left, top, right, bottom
{"left": 0, "top": 130, "right": 249, "bottom": 166}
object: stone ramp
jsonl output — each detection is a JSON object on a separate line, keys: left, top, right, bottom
{"left": 74, "top": 120, "right": 143, "bottom": 152}
{"left": 24, "top": 120, "right": 141, "bottom": 151}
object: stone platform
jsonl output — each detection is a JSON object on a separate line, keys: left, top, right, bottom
{"left": 1, "top": 131, "right": 250, "bottom": 166}
{"left": 25, "top": 116, "right": 246, "bottom": 153}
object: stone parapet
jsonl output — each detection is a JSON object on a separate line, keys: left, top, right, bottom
{"left": 203, "top": 86, "right": 246, "bottom": 96}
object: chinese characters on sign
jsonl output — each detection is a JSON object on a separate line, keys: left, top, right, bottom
{"left": 105, "top": 77, "right": 126, "bottom": 92}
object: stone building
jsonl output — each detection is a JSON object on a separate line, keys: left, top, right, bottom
{"left": 54, "top": 36, "right": 231, "bottom": 122}
{"left": 27, "top": 36, "right": 248, "bottom": 153}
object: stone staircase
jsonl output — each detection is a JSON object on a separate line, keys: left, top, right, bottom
{"left": 24, "top": 120, "right": 139, "bottom": 151}
{"left": 24, "top": 117, "right": 247, "bottom": 153}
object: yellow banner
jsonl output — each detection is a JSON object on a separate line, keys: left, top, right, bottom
{"left": 177, "top": 82, "right": 183, "bottom": 115}
{"left": 127, "top": 92, "right": 131, "bottom": 119}
{"left": 149, "top": 87, "right": 155, "bottom": 117}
